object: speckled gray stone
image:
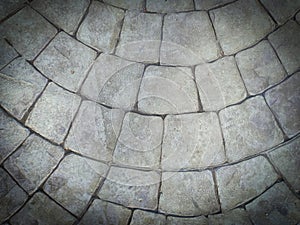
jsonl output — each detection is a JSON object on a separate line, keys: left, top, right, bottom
{"left": 216, "top": 156, "right": 278, "bottom": 210}
{"left": 210, "top": 0, "right": 275, "bottom": 55}
{"left": 0, "top": 58, "right": 47, "bottom": 120}
{"left": 4, "top": 134, "right": 64, "bottom": 194}
{"left": 297, "top": 11, "right": 300, "bottom": 23}
{"left": 194, "top": 0, "right": 235, "bottom": 10}
{"left": 103, "top": 0, "right": 144, "bottom": 10}
{"left": 160, "top": 11, "right": 220, "bottom": 66}
{"left": 219, "top": 96, "right": 284, "bottom": 162}
{"left": 208, "top": 208, "right": 252, "bottom": 225}
{"left": 0, "top": 0, "right": 25, "bottom": 20}
{"left": 0, "top": 39, "right": 18, "bottom": 69}
{"left": 130, "top": 210, "right": 166, "bottom": 225}
{"left": 146, "top": 0, "right": 194, "bottom": 13}
{"left": 167, "top": 216, "right": 208, "bottom": 225}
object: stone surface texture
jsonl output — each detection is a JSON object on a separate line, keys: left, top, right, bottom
{"left": 0, "top": 39, "right": 18, "bottom": 69}
{"left": 130, "top": 210, "right": 166, "bottom": 225}
{"left": 103, "top": 0, "right": 144, "bottom": 10}
{"left": 146, "top": 0, "right": 193, "bottom": 13}
{"left": 194, "top": 0, "right": 235, "bottom": 10}
{"left": 167, "top": 216, "right": 208, "bottom": 225}
{"left": 208, "top": 208, "right": 252, "bottom": 225}
{"left": 0, "top": 0, "right": 25, "bottom": 20}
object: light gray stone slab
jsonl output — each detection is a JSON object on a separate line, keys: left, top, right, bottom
{"left": 146, "top": 0, "right": 194, "bottom": 13}
{"left": 116, "top": 11, "right": 162, "bottom": 63}
{"left": 113, "top": 112, "right": 163, "bottom": 169}
{"left": 268, "top": 21, "right": 300, "bottom": 75}
{"left": 0, "top": 7, "right": 57, "bottom": 60}
{"left": 26, "top": 82, "right": 81, "bottom": 144}
{"left": 44, "top": 154, "right": 108, "bottom": 216}
{"left": 265, "top": 74, "right": 300, "bottom": 137}
{"left": 195, "top": 56, "right": 247, "bottom": 111}
{"left": 208, "top": 208, "right": 252, "bottom": 225}
{"left": 31, "top": 0, "right": 89, "bottom": 34}
{"left": 130, "top": 210, "right": 166, "bottom": 225}
{"left": 81, "top": 54, "right": 144, "bottom": 110}
{"left": 159, "top": 170, "right": 219, "bottom": 216}
{"left": 103, "top": 0, "right": 144, "bottom": 10}
{"left": 246, "top": 182, "right": 300, "bottom": 225}
{"left": 167, "top": 216, "right": 208, "bottom": 225}
{"left": 160, "top": 11, "right": 220, "bottom": 66}
{"left": 65, "top": 100, "right": 124, "bottom": 162}
{"left": 11, "top": 192, "right": 76, "bottom": 225}
{"left": 162, "top": 112, "right": 225, "bottom": 170}
{"left": 216, "top": 156, "right": 278, "bottom": 210}
{"left": 4, "top": 134, "right": 64, "bottom": 194}
{"left": 235, "top": 40, "right": 286, "bottom": 95}
{"left": 0, "top": 39, "right": 18, "bottom": 69}
{"left": 79, "top": 199, "right": 131, "bottom": 225}
{"left": 98, "top": 166, "right": 160, "bottom": 210}
{"left": 210, "top": 0, "right": 275, "bottom": 55}
{"left": 194, "top": 0, "right": 235, "bottom": 10}
{"left": 138, "top": 66, "right": 199, "bottom": 114}
{"left": 219, "top": 96, "right": 284, "bottom": 162}
{"left": 77, "top": 1, "right": 124, "bottom": 53}
{"left": 0, "top": 58, "right": 47, "bottom": 120}
{"left": 0, "top": 0, "right": 25, "bottom": 20}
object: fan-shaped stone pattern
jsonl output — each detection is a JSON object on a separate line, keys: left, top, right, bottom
{"left": 103, "top": 0, "right": 144, "bottom": 10}
{"left": 160, "top": 11, "right": 220, "bottom": 66}
{"left": 235, "top": 40, "right": 286, "bottom": 95}
{"left": 208, "top": 208, "right": 252, "bottom": 225}
{"left": 81, "top": 54, "right": 144, "bottom": 110}
{"left": 210, "top": 0, "right": 275, "bottom": 55}
{"left": 138, "top": 66, "right": 199, "bottom": 114}
{"left": 0, "top": 7, "right": 57, "bottom": 60}
{"left": 146, "top": 0, "right": 193, "bottom": 13}
{"left": 0, "top": 58, "right": 47, "bottom": 120}
{"left": 0, "top": 39, "right": 18, "bottom": 69}
{"left": 130, "top": 210, "right": 166, "bottom": 225}
{"left": 0, "top": 0, "right": 25, "bottom": 20}
{"left": 113, "top": 112, "right": 163, "bottom": 169}
{"left": 162, "top": 112, "right": 225, "bottom": 170}
{"left": 26, "top": 82, "right": 81, "bottom": 144}
{"left": 195, "top": 56, "right": 246, "bottom": 111}
{"left": 65, "top": 100, "right": 124, "bottom": 162}
{"left": 194, "top": 0, "right": 235, "bottom": 10}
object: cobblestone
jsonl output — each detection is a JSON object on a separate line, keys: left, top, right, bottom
{"left": 146, "top": 0, "right": 193, "bottom": 13}
{"left": 103, "top": 0, "right": 144, "bottom": 10}
{"left": 208, "top": 208, "right": 252, "bottom": 225}
{"left": 0, "top": 0, "right": 25, "bottom": 20}
{"left": 194, "top": 0, "right": 235, "bottom": 10}
{"left": 0, "top": 39, "right": 18, "bottom": 69}
{"left": 167, "top": 216, "right": 208, "bottom": 225}
{"left": 130, "top": 210, "right": 166, "bottom": 225}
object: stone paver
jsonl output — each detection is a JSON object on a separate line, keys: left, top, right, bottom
{"left": 31, "top": 0, "right": 89, "bottom": 35}
{"left": 268, "top": 21, "right": 300, "bottom": 75}
{"left": 81, "top": 54, "right": 144, "bottom": 110}
{"left": 210, "top": 0, "right": 275, "bottom": 55}
{"left": 98, "top": 166, "right": 160, "bottom": 210}
{"left": 138, "top": 66, "right": 199, "bottom": 114}
{"left": 235, "top": 40, "right": 286, "bottom": 95}
{"left": 0, "top": 39, "right": 18, "bottom": 69}
{"left": 195, "top": 56, "right": 247, "bottom": 111}
{"left": 219, "top": 96, "right": 284, "bottom": 162}
{"left": 0, "top": 0, "right": 25, "bottom": 20}
{"left": 44, "top": 154, "right": 108, "bottom": 216}
{"left": 65, "top": 100, "right": 124, "bottom": 162}
{"left": 246, "top": 182, "right": 300, "bottom": 225}
{"left": 113, "top": 112, "right": 163, "bottom": 169}
{"left": 0, "top": 58, "right": 47, "bottom": 120}
{"left": 4, "top": 134, "right": 64, "bottom": 194}
{"left": 26, "top": 82, "right": 81, "bottom": 144}
{"left": 11, "top": 192, "right": 76, "bottom": 225}
{"left": 0, "top": 7, "right": 57, "bottom": 60}
{"left": 159, "top": 171, "right": 219, "bottom": 216}
{"left": 115, "top": 12, "right": 162, "bottom": 63}
{"left": 79, "top": 199, "right": 131, "bottom": 225}
{"left": 34, "top": 32, "right": 96, "bottom": 92}
{"left": 208, "top": 208, "right": 252, "bottom": 225}
{"left": 162, "top": 112, "right": 225, "bottom": 170}
{"left": 103, "top": 0, "right": 144, "bottom": 10}
{"left": 167, "top": 216, "right": 208, "bottom": 225}
{"left": 77, "top": 1, "right": 124, "bottom": 53}
{"left": 297, "top": 11, "right": 300, "bottom": 23}
{"left": 130, "top": 210, "right": 166, "bottom": 225}
{"left": 194, "top": 0, "right": 235, "bottom": 10}
{"left": 160, "top": 11, "right": 220, "bottom": 66}
{"left": 216, "top": 156, "right": 278, "bottom": 210}
{"left": 265, "top": 74, "right": 300, "bottom": 137}
{"left": 146, "top": 0, "right": 193, "bottom": 13}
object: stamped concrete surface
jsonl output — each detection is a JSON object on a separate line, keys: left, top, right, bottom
{"left": 0, "top": 0, "right": 299, "bottom": 224}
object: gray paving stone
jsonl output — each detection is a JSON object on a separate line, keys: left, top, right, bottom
{"left": 4, "top": 134, "right": 64, "bottom": 194}
{"left": 0, "top": 39, "right": 18, "bottom": 69}
{"left": 246, "top": 182, "right": 300, "bottom": 225}
{"left": 98, "top": 166, "right": 160, "bottom": 210}
{"left": 235, "top": 40, "right": 286, "bottom": 95}
{"left": 297, "top": 11, "right": 300, "bottom": 23}
{"left": 115, "top": 11, "right": 162, "bottom": 63}
{"left": 130, "top": 210, "right": 166, "bottom": 225}
{"left": 219, "top": 96, "right": 284, "bottom": 162}
{"left": 31, "top": 0, "right": 89, "bottom": 34}
{"left": 81, "top": 54, "right": 144, "bottom": 110}
{"left": 0, "top": 7, "right": 57, "bottom": 60}
{"left": 194, "top": 0, "right": 235, "bottom": 10}
{"left": 0, "top": 168, "right": 27, "bottom": 223}
{"left": 138, "top": 66, "right": 199, "bottom": 114}
{"left": 162, "top": 112, "right": 225, "bottom": 170}
{"left": 103, "top": 0, "right": 144, "bottom": 10}
{"left": 195, "top": 56, "right": 247, "bottom": 111}
{"left": 0, "top": 0, "right": 25, "bottom": 20}
{"left": 0, "top": 58, "right": 47, "bottom": 120}
{"left": 268, "top": 136, "right": 300, "bottom": 193}
{"left": 26, "top": 82, "right": 81, "bottom": 144}
{"left": 268, "top": 21, "right": 300, "bottom": 75}
{"left": 160, "top": 11, "right": 220, "bottom": 66}
{"left": 77, "top": 1, "right": 124, "bottom": 53}
{"left": 11, "top": 192, "right": 76, "bottom": 225}
{"left": 113, "top": 112, "right": 163, "bottom": 169}
{"left": 210, "top": 0, "right": 275, "bottom": 55}
{"left": 0, "top": 108, "right": 29, "bottom": 163}
{"left": 216, "top": 156, "right": 278, "bottom": 210}
{"left": 146, "top": 0, "right": 194, "bottom": 13}
{"left": 208, "top": 208, "right": 252, "bottom": 225}
{"left": 167, "top": 216, "right": 208, "bottom": 225}
{"left": 79, "top": 199, "right": 131, "bottom": 225}
{"left": 265, "top": 74, "right": 300, "bottom": 138}
{"left": 159, "top": 171, "right": 219, "bottom": 216}
{"left": 44, "top": 154, "right": 108, "bottom": 216}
